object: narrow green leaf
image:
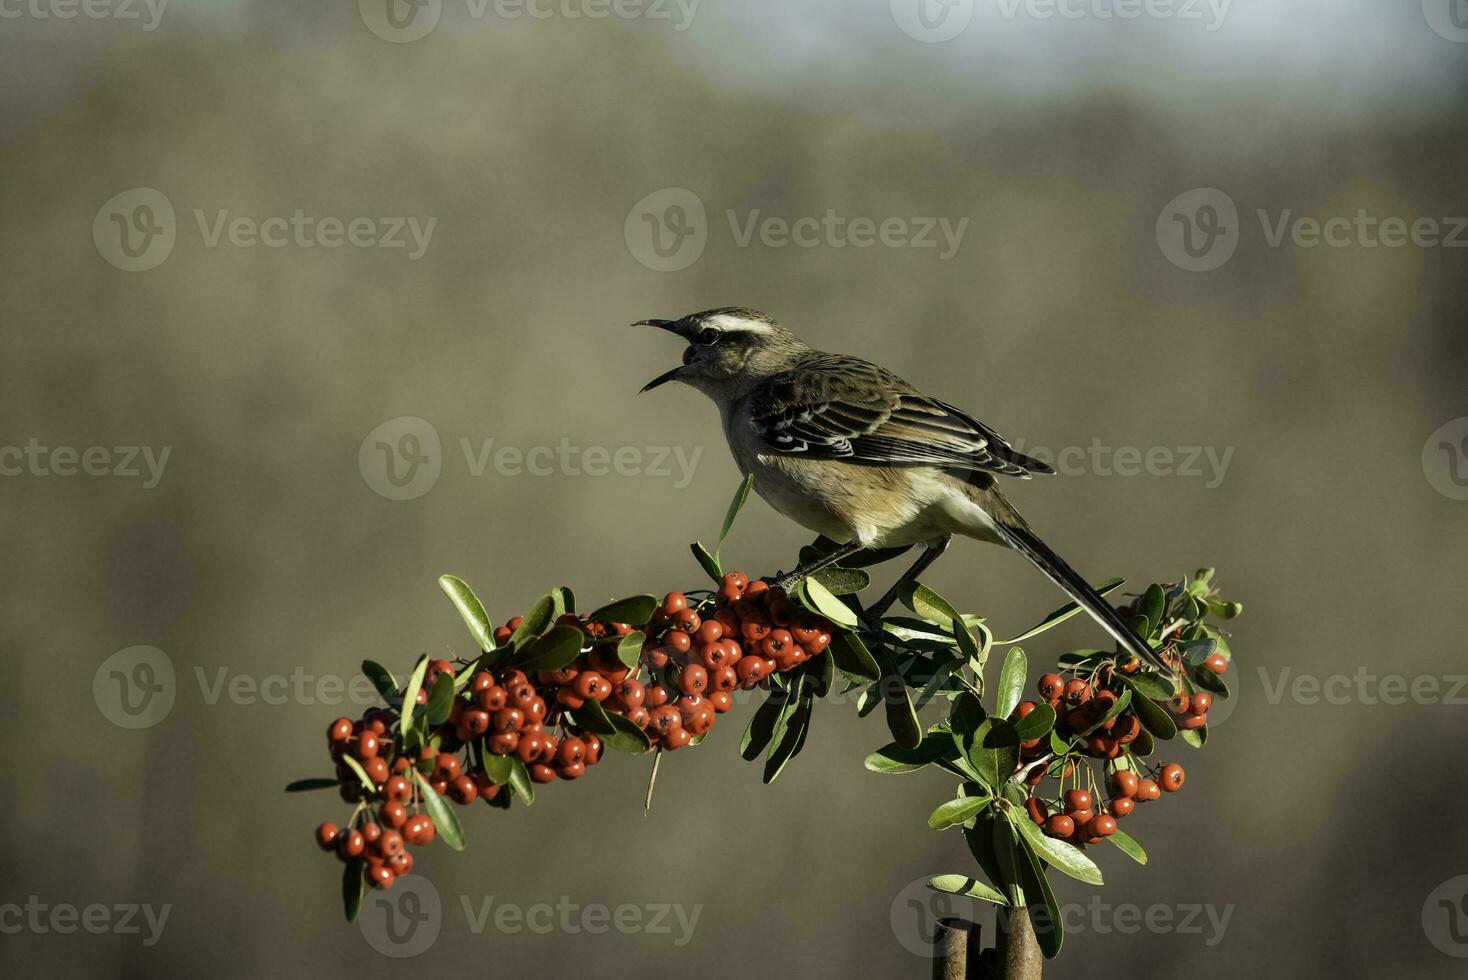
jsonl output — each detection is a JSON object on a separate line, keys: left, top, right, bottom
{"left": 616, "top": 631, "right": 645, "bottom": 670}
{"left": 928, "top": 795, "right": 990, "bottom": 830}
{"left": 412, "top": 771, "right": 466, "bottom": 850}
{"left": 927, "top": 874, "right": 1008, "bottom": 906}
{"left": 716, "top": 474, "right": 754, "bottom": 553}
{"left": 1109, "top": 828, "right": 1148, "bottom": 865}
{"left": 992, "top": 816, "right": 1027, "bottom": 907}
{"left": 1013, "top": 702, "right": 1056, "bottom": 742}
{"left": 690, "top": 541, "right": 722, "bottom": 582}
{"left": 1012, "top": 807, "right": 1104, "bottom": 885}
{"left": 1123, "top": 671, "right": 1176, "bottom": 701}
{"left": 509, "top": 594, "right": 555, "bottom": 649}
{"left": 438, "top": 574, "right": 495, "bottom": 652}
{"left": 1140, "top": 584, "right": 1166, "bottom": 636}
{"left": 878, "top": 653, "right": 922, "bottom": 749}
{"left": 740, "top": 692, "right": 785, "bottom": 761}
{"left": 507, "top": 758, "right": 535, "bottom": 805}
{"left": 399, "top": 655, "right": 430, "bottom": 737}
{"left": 481, "top": 751, "right": 514, "bottom": 785}
{"left": 361, "top": 660, "right": 399, "bottom": 704}
{"left": 899, "top": 581, "right": 965, "bottom": 627}
{"left": 763, "top": 682, "right": 811, "bottom": 784}
{"left": 515, "top": 624, "right": 586, "bottom": 671}
{"left": 340, "top": 755, "right": 377, "bottom": 795}
{"left": 1008, "top": 811, "right": 1064, "bottom": 958}
{"left": 284, "top": 777, "right": 339, "bottom": 793}
{"left": 802, "top": 577, "right": 860, "bottom": 630}
{"left": 586, "top": 595, "right": 659, "bottom": 628}
{"left": 426, "top": 673, "right": 456, "bottom": 726}
{"left": 1129, "top": 691, "right": 1179, "bottom": 740}
{"left": 550, "top": 586, "right": 575, "bottom": 619}
{"left": 996, "top": 648, "right": 1028, "bottom": 718}
{"left": 863, "top": 736, "right": 950, "bottom": 774}
{"left": 809, "top": 566, "right": 870, "bottom": 596}
{"left": 829, "top": 630, "right": 881, "bottom": 683}
{"left": 999, "top": 577, "right": 1125, "bottom": 644}
{"left": 342, "top": 860, "right": 365, "bottom": 923}
{"left": 570, "top": 698, "right": 652, "bottom": 754}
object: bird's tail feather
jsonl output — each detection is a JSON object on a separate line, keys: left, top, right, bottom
{"left": 993, "top": 520, "right": 1166, "bottom": 670}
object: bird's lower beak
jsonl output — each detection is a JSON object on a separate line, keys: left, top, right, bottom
{"left": 640, "top": 365, "right": 685, "bottom": 393}
{"left": 634, "top": 317, "right": 691, "bottom": 392}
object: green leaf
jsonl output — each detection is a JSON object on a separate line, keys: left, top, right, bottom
{"left": 586, "top": 595, "right": 659, "bottom": 628}
{"left": 411, "top": 771, "right": 466, "bottom": 850}
{"left": 339, "top": 754, "right": 378, "bottom": 795}
{"left": 1110, "top": 828, "right": 1148, "bottom": 865}
{"left": 1180, "top": 726, "right": 1207, "bottom": 749}
{"left": 927, "top": 875, "right": 1008, "bottom": 906}
{"left": 690, "top": 541, "right": 722, "bottom": 582}
{"left": 361, "top": 660, "right": 399, "bottom": 704}
{"left": 426, "top": 673, "right": 456, "bottom": 726}
{"left": 1013, "top": 702, "right": 1056, "bottom": 742}
{"left": 481, "top": 751, "right": 514, "bottom": 785}
{"left": 284, "top": 777, "right": 340, "bottom": 793}
{"left": 878, "top": 653, "right": 922, "bottom": 749}
{"left": 342, "top": 860, "right": 365, "bottom": 923}
{"left": 999, "top": 578, "right": 1125, "bottom": 644}
{"left": 438, "top": 574, "right": 495, "bottom": 652}
{"left": 992, "top": 815, "right": 1027, "bottom": 907}
{"left": 963, "top": 813, "right": 1005, "bottom": 893}
{"left": 809, "top": 566, "right": 871, "bottom": 595}
{"left": 1140, "top": 584, "right": 1166, "bottom": 636}
{"left": 963, "top": 718, "right": 1021, "bottom": 790}
{"left": 550, "top": 586, "right": 575, "bottom": 619}
{"left": 740, "top": 692, "right": 786, "bottom": 761}
{"left": 1008, "top": 811, "right": 1064, "bottom": 958}
{"left": 1130, "top": 691, "right": 1179, "bottom": 740}
{"left": 996, "top": 648, "right": 1028, "bottom": 719}
{"left": 1011, "top": 808, "right": 1104, "bottom": 885}
{"left": 801, "top": 577, "right": 860, "bottom": 630}
{"left": 1182, "top": 637, "right": 1219, "bottom": 666}
{"left": 863, "top": 736, "right": 950, "bottom": 774}
{"left": 899, "top": 581, "right": 965, "bottom": 627}
{"left": 515, "top": 624, "right": 586, "bottom": 671}
{"left": 928, "top": 795, "right": 991, "bottom": 830}
{"left": 1123, "top": 671, "right": 1177, "bottom": 701}
{"left": 763, "top": 680, "right": 812, "bottom": 784}
{"left": 716, "top": 474, "right": 754, "bottom": 554}
{"left": 507, "top": 758, "right": 535, "bottom": 805}
{"left": 509, "top": 594, "right": 555, "bottom": 648}
{"left": 616, "top": 631, "right": 645, "bottom": 670}
{"left": 399, "top": 655, "right": 430, "bottom": 737}
{"left": 569, "top": 698, "right": 652, "bottom": 754}
{"left": 1191, "top": 665, "right": 1231, "bottom": 698}
{"left": 829, "top": 630, "right": 881, "bottom": 683}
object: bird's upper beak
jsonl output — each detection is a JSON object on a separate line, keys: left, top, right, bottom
{"left": 634, "top": 317, "right": 691, "bottom": 392}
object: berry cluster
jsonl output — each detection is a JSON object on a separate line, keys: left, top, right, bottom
{"left": 307, "top": 571, "right": 835, "bottom": 889}
{"left": 314, "top": 709, "right": 445, "bottom": 889}
{"left": 1012, "top": 643, "right": 1229, "bottom": 848}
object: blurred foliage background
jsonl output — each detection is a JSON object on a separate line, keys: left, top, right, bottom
{"left": 1, "top": 1, "right": 1465, "bottom": 976}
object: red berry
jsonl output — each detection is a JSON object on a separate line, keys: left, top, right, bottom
{"left": 367, "top": 865, "right": 396, "bottom": 889}
{"left": 557, "top": 760, "right": 586, "bottom": 780}
{"left": 679, "top": 664, "right": 709, "bottom": 696}
{"left": 1037, "top": 674, "right": 1065, "bottom": 699}
{"left": 582, "top": 734, "right": 602, "bottom": 765}
{"left": 1203, "top": 653, "right": 1228, "bottom": 674}
{"left": 1160, "top": 763, "right": 1186, "bottom": 792}
{"left": 1110, "top": 770, "right": 1139, "bottom": 799}
{"left": 376, "top": 830, "right": 404, "bottom": 858}
{"left": 1044, "top": 814, "right": 1075, "bottom": 838}
{"left": 1024, "top": 797, "right": 1048, "bottom": 826}
{"left": 661, "top": 592, "right": 688, "bottom": 616}
{"left": 1091, "top": 814, "right": 1117, "bottom": 837}
{"left": 1135, "top": 778, "right": 1162, "bottom": 802}
{"left": 315, "top": 823, "right": 339, "bottom": 850}
{"left": 1189, "top": 691, "right": 1213, "bottom": 716}
{"left": 379, "top": 801, "right": 408, "bottom": 828}
{"left": 450, "top": 775, "right": 479, "bottom": 804}
{"left": 354, "top": 731, "right": 379, "bottom": 759}
{"left": 327, "top": 718, "right": 353, "bottom": 744}
{"left": 529, "top": 763, "right": 556, "bottom": 784}
{"left": 1109, "top": 797, "right": 1135, "bottom": 818}
{"left": 337, "top": 829, "right": 365, "bottom": 859}
{"left": 487, "top": 732, "right": 519, "bottom": 755}
{"left": 1064, "top": 789, "right": 1092, "bottom": 813}
{"left": 662, "top": 727, "right": 692, "bottom": 750}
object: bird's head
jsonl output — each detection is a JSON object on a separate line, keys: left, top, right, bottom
{"left": 635, "top": 308, "right": 807, "bottom": 396}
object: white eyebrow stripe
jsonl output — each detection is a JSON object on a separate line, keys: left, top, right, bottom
{"left": 707, "top": 314, "right": 773, "bottom": 335}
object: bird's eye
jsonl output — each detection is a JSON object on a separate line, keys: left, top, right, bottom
{"left": 696, "top": 327, "right": 721, "bottom": 345}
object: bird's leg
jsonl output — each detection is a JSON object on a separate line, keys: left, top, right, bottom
{"left": 771, "top": 540, "right": 865, "bottom": 592}
{"left": 862, "top": 535, "right": 952, "bottom": 634}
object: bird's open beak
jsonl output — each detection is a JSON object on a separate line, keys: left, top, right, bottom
{"left": 634, "top": 318, "right": 690, "bottom": 392}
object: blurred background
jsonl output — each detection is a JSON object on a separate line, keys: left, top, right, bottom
{"left": 2, "top": 1, "right": 1466, "bottom": 976}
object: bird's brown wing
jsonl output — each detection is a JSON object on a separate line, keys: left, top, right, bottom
{"left": 745, "top": 353, "right": 1054, "bottom": 478}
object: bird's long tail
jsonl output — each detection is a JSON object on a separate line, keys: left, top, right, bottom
{"left": 991, "top": 517, "right": 1167, "bottom": 670}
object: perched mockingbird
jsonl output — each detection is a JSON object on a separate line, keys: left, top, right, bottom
{"left": 636, "top": 307, "right": 1163, "bottom": 668}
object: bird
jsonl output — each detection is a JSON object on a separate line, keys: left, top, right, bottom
{"left": 635, "top": 306, "right": 1165, "bottom": 669}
